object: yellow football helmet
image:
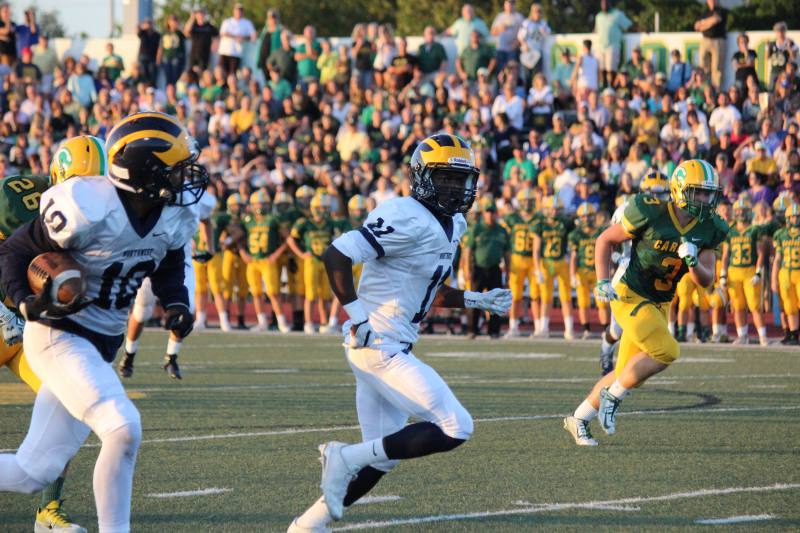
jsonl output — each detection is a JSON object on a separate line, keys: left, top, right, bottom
{"left": 576, "top": 202, "right": 597, "bottom": 226}
{"left": 788, "top": 203, "right": 800, "bottom": 227}
{"left": 773, "top": 194, "right": 792, "bottom": 216}
{"left": 542, "top": 195, "right": 561, "bottom": 219}
{"left": 250, "top": 190, "right": 271, "bottom": 215}
{"left": 479, "top": 196, "right": 496, "bottom": 212}
{"left": 50, "top": 135, "right": 108, "bottom": 184}
{"left": 273, "top": 190, "right": 293, "bottom": 216}
{"left": 295, "top": 185, "right": 315, "bottom": 210}
{"left": 310, "top": 192, "right": 331, "bottom": 219}
{"left": 105, "top": 111, "right": 208, "bottom": 206}
{"left": 348, "top": 194, "right": 367, "bottom": 221}
{"left": 670, "top": 159, "right": 721, "bottom": 221}
{"left": 409, "top": 133, "right": 479, "bottom": 215}
{"left": 226, "top": 193, "right": 244, "bottom": 214}
{"left": 640, "top": 168, "right": 670, "bottom": 201}
{"left": 516, "top": 188, "right": 536, "bottom": 212}
{"left": 732, "top": 198, "right": 752, "bottom": 223}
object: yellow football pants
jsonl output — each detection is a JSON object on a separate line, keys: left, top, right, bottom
{"left": 539, "top": 259, "right": 570, "bottom": 304}
{"left": 194, "top": 253, "right": 223, "bottom": 295}
{"left": 727, "top": 265, "right": 761, "bottom": 312}
{"left": 0, "top": 342, "right": 41, "bottom": 392}
{"left": 676, "top": 273, "right": 710, "bottom": 312}
{"left": 575, "top": 268, "right": 597, "bottom": 310}
{"left": 779, "top": 269, "right": 800, "bottom": 314}
{"left": 304, "top": 256, "right": 331, "bottom": 301}
{"left": 508, "top": 254, "right": 540, "bottom": 301}
{"left": 247, "top": 258, "right": 281, "bottom": 298}
{"left": 222, "top": 250, "right": 248, "bottom": 300}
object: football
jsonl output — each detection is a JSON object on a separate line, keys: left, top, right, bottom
{"left": 27, "top": 252, "right": 86, "bottom": 305}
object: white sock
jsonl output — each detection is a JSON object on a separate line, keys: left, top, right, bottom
{"left": 196, "top": 311, "right": 206, "bottom": 326}
{"left": 758, "top": 326, "right": 767, "bottom": 340}
{"left": 541, "top": 316, "right": 550, "bottom": 331}
{"left": 124, "top": 338, "right": 138, "bottom": 354}
{"left": 257, "top": 312, "right": 267, "bottom": 326}
{"left": 608, "top": 380, "right": 629, "bottom": 399}
{"left": 686, "top": 322, "right": 695, "bottom": 338}
{"left": 277, "top": 314, "right": 288, "bottom": 329}
{"left": 564, "top": 315, "right": 574, "bottom": 333}
{"left": 296, "top": 496, "right": 332, "bottom": 529}
{"left": 328, "top": 315, "right": 339, "bottom": 327}
{"left": 573, "top": 399, "right": 598, "bottom": 421}
{"left": 712, "top": 323, "right": 721, "bottom": 335}
{"left": 166, "top": 338, "right": 181, "bottom": 356}
{"left": 736, "top": 326, "right": 748, "bottom": 338}
{"left": 340, "top": 438, "right": 389, "bottom": 471}
{"left": 533, "top": 318, "right": 541, "bottom": 333}
{"left": 509, "top": 318, "right": 519, "bottom": 330}
{"left": 94, "top": 421, "right": 141, "bottom": 533}
{"left": 219, "top": 311, "right": 231, "bottom": 328}
{"left": 668, "top": 321, "right": 675, "bottom": 336}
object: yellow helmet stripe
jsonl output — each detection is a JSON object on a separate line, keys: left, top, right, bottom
{"left": 108, "top": 129, "right": 190, "bottom": 167}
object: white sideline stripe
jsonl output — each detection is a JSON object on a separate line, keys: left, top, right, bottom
{"left": 512, "top": 500, "right": 639, "bottom": 512}
{"left": 146, "top": 487, "right": 232, "bottom": 498}
{"left": 695, "top": 513, "right": 776, "bottom": 525}
{"left": 333, "top": 484, "right": 799, "bottom": 531}
{"left": 252, "top": 368, "right": 300, "bottom": 374}
{"left": 675, "top": 357, "right": 735, "bottom": 364}
{"left": 749, "top": 384, "right": 788, "bottom": 389}
{"left": 426, "top": 352, "right": 563, "bottom": 360}
{"left": 3, "top": 403, "right": 793, "bottom": 453}
{"left": 353, "top": 495, "right": 402, "bottom": 505}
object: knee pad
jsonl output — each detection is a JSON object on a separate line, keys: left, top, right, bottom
{"left": 85, "top": 396, "right": 142, "bottom": 447}
{"left": 132, "top": 279, "right": 156, "bottom": 322}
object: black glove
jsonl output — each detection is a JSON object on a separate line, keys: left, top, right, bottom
{"left": 192, "top": 251, "right": 214, "bottom": 264}
{"left": 164, "top": 303, "right": 194, "bottom": 339}
{"left": 288, "top": 257, "right": 298, "bottom": 273}
{"left": 20, "top": 278, "right": 93, "bottom": 322}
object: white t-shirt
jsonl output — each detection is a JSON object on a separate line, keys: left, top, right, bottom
{"left": 708, "top": 104, "right": 742, "bottom": 137}
{"left": 218, "top": 17, "right": 255, "bottom": 58}
{"left": 576, "top": 53, "right": 599, "bottom": 90}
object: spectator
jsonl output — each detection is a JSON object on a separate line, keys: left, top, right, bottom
{"left": 622, "top": 47, "right": 645, "bottom": 82}
{"left": 571, "top": 39, "right": 599, "bottom": 101}
{"left": 101, "top": 42, "right": 125, "bottom": 83}
{"left": 184, "top": 8, "right": 218, "bottom": 72}
{"left": 694, "top": 0, "right": 727, "bottom": 89}
{"left": 528, "top": 72, "right": 554, "bottom": 131}
{"left": 295, "top": 25, "right": 321, "bottom": 83}
{"left": 388, "top": 37, "right": 417, "bottom": 92}
{"left": 746, "top": 141, "right": 778, "bottom": 182}
{"left": 32, "top": 34, "right": 57, "bottom": 89}
{"left": 446, "top": 3, "right": 490, "bottom": 55}
{"left": 768, "top": 22, "right": 798, "bottom": 90}
{"left": 594, "top": 0, "right": 633, "bottom": 89}
{"left": 517, "top": 3, "right": 550, "bottom": 82}
{"left": 14, "top": 8, "right": 37, "bottom": 56}
{"left": 67, "top": 63, "right": 97, "bottom": 109}
{"left": 158, "top": 14, "right": 186, "bottom": 87}
{"left": 14, "top": 47, "right": 40, "bottom": 84}
{"left": 218, "top": 3, "right": 256, "bottom": 75}
{"left": 667, "top": 49, "right": 691, "bottom": 94}
{"left": 491, "top": 0, "right": 524, "bottom": 71}
{"left": 317, "top": 39, "right": 339, "bottom": 86}
{"left": 709, "top": 92, "right": 742, "bottom": 138}
{"left": 417, "top": 26, "right": 448, "bottom": 82}
{"left": 137, "top": 18, "right": 160, "bottom": 86}
{"left": 256, "top": 9, "right": 282, "bottom": 80}
{"left": 0, "top": 3, "right": 16, "bottom": 65}
{"left": 456, "top": 31, "right": 495, "bottom": 82}
{"left": 350, "top": 23, "right": 374, "bottom": 89}
{"left": 269, "top": 30, "right": 297, "bottom": 85}
{"left": 551, "top": 47, "right": 574, "bottom": 105}
{"left": 504, "top": 146, "right": 536, "bottom": 182}
{"left": 732, "top": 33, "right": 757, "bottom": 88}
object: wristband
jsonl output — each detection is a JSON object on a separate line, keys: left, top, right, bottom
{"left": 463, "top": 290, "right": 481, "bottom": 309}
{"left": 343, "top": 300, "right": 369, "bottom": 324}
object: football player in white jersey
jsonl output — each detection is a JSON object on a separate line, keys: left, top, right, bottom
{"left": 288, "top": 134, "right": 512, "bottom": 532}
{"left": 118, "top": 186, "right": 218, "bottom": 379}
{"left": 0, "top": 112, "right": 207, "bottom": 533}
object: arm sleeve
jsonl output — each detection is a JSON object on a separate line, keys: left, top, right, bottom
{"left": 0, "top": 217, "right": 63, "bottom": 307}
{"left": 150, "top": 247, "right": 189, "bottom": 308}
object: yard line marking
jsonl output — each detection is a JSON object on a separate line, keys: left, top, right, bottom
{"left": 512, "top": 500, "right": 639, "bottom": 512}
{"left": 252, "top": 368, "right": 300, "bottom": 374}
{"left": 695, "top": 514, "right": 776, "bottom": 525}
{"left": 146, "top": 487, "right": 232, "bottom": 498}
{"left": 426, "top": 352, "right": 563, "bottom": 360}
{"left": 749, "top": 384, "right": 788, "bottom": 389}
{"left": 333, "top": 484, "right": 799, "bottom": 530}
{"left": 353, "top": 495, "right": 402, "bottom": 505}
{"left": 675, "top": 357, "right": 735, "bottom": 364}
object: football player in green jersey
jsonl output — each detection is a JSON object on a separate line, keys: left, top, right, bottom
{"left": 771, "top": 203, "right": 800, "bottom": 345}
{"left": 720, "top": 198, "right": 769, "bottom": 345}
{"left": 569, "top": 202, "right": 607, "bottom": 339}
{"left": 564, "top": 159, "right": 728, "bottom": 446}
{"left": 287, "top": 192, "right": 338, "bottom": 333}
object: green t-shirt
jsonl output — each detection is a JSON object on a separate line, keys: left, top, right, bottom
{"left": 533, "top": 217, "right": 569, "bottom": 261}
{"left": 101, "top": 54, "right": 125, "bottom": 81}
{"left": 620, "top": 194, "right": 729, "bottom": 302}
{"left": 503, "top": 158, "right": 537, "bottom": 181}
{"left": 726, "top": 224, "right": 763, "bottom": 268}
{"left": 417, "top": 41, "right": 448, "bottom": 74}
{"left": 244, "top": 214, "right": 280, "bottom": 259}
{"left": 502, "top": 212, "right": 539, "bottom": 256}
{"left": 0, "top": 175, "right": 50, "bottom": 239}
{"left": 774, "top": 226, "right": 800, "bottom": 271}
{"left": 569, "top": 226, "right": 603, "bottom": 269}
{"left": 466, "top": 220, "right": 509, "bottom": 268}
{"left": 296, "top": 40, "right": 322, "bottom": 80}
{"left": 544, "top": 130, "right": 566, "bottom": 151}
{"left": 459, "top": 44, "right": 493, "bottom": 80}
{"left": 291, "top": 216, "right": 337, "bottom": 259}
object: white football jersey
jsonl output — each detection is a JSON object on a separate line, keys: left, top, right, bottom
{"left": 40, "top": 176, "right": 196, "bottom": 336}
{"left": 333, "top": 197, "right": 466, "bottom": 345}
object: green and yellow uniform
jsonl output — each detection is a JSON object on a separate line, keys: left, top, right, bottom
{"left": 192, "top": 211, "right": 223, "bottom": 297}
{"left": 774, "top": 226, "right": 800, "bottom": 314}
{"left": 725, "top": 225, "right": 764, "bottom": 312}
{"left": 534, "top": 216, "right": 571, "bottom": 304}
{"left": 569, "top": 225, "right": 603, "bottom": 310}
{"left": 291, "top": 216, "right": 337, "bottom": 300}
{"left": 220, "top": 213, "right": 248, "bottom": 300}
{"left": 502, "top": 212, "right": 541, "bottom": 301}
{"left": 617, "top": 194, "right": 728, "bottom": 369}
{"left": 0, "top": 175, "right": 50, "bottom": 391}
{"left": 276, "top": 208, "right": 304, "bottom": 296}
{"left": 244, "top": 213, "right": 282, "bottom": 298}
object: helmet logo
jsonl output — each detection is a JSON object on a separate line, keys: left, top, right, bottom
{"left": 448, "top": 157, "right": 470, "bottom": 165}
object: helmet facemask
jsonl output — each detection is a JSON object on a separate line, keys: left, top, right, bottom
{"left": 683, "top": 184, "right": 721, "bottom": 221}
{"left": 413, "top": 164, "right": 478, "bottom": 216}
{"left": 165, "top": 157, "right": 209, "bottom": 207}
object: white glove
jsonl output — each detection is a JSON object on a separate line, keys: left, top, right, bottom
{"left": 571, "top": 274, "right": 580, "bottom": 288}
{"left": 535, "top": 269, "right": 545, "bottom": 284}
{"left": 595, "top": 278, "right": 619, "bottom": 303}
{"left": 344, "top": 300, "right": 376, "bottom": 349}
{"left": 677, "top": 240, "right": 698, "bottom": 267}
{"left": 719, "top": 271, "right": 727, "bottom": 289}
{"left": 0, "top": 305, "right": 24, "bottom": 346}
{"left": 464, "top": 288, "right": 513, "bottom": 316}
{"left": 610, "top": 251, "right": 622, "bottom": 264}
{"left": 750, "top": 271, "right": 762, "bottom": 286}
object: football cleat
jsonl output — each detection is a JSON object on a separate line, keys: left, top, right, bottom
{"left": 163, "top": 354, "right": 181, "bottom": 380}
{"left": 563, "top": 330, "right": 575, "bottom": 341}
{"left": 732, "top": 335, "right": 749, "bottom": 345}
{"left": 318, "top": 442, "right": 357, "bottom": 521}
{"left": 598, "top": 388, "right": 622, "bottom": 435}
{"left": 582, "top": 329, "right": 592, "bottom": 340}
{"left": 304, "top": 323, "right": 317, "bottom": 335}
{"left": 118, "top": 351, "right": 135, "bottom": 378}
{"left": 563, "top": 416, "right": 598, "bottom": 446}
{"left": 759, "top": 336, "right": 770, "bottom": 347}
{"left": 287, "top": 517, "right": 332, "bottom": 533}
{"left": 250, "top": 322, "right": 269, "bottom": 332}
{"left": 35, "top": 500, "right": 87, "bottom": 533}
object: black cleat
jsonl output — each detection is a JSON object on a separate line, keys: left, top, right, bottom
{"left": 118, "top": 351, "right": 135, "bottom": 378}
{"left": 780, "top": 331, "right": 799, "bottom": 345}
{"left": 163, "top": 354, "right": 182, "bottom": 379}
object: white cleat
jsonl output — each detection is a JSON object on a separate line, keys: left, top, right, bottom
{"left": 250, "top": 323, "right": 269, "bottom": 332}
{"left": 277, "top": 316, "right": 292, "bottom": 333}
{"left": 732, "top": 335, "right": 749, "bottom": 345}
{"left": 563, "top": 416, "right": 599, "bottom": 446}
{"left": 504, "top": 327, "right": 521, "bottom": 339}
{"left": 318, "top": 324, "right": 336, "bottom": 334}
{"left": 563, "top": 330, "right": 575, "bottom": 341}
{"left": 287, "top": 517, "right": 332, "bottom": 533}
{"left": 304, "top": 323, "right": 317, "bottom": 335}
{"left": 759, "top": 336, "right": 770, "bottom": 346}
{"left": 598, "top": 387, "right": 622, "bottom": 435}
{"left": 533, "top": 328, "right": 549, "bottom": 339}
{"left": 318, "top": 442, "right": 356, "bottom": 521}
{"left": 220, "top": 320, "right": 232, "bottom": 333}
{"left": 35, "top": 500, "right": 87, "bottom": 533}
{"left": 582, "top": 329, "right": 592, "bottom": 340}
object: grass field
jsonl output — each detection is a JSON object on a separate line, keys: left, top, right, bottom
{"left": 1, "top": 331, "right": 799, "bottom": 532}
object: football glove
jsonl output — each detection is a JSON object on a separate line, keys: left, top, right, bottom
{"left": 20, "top": 278, "right": 92, "bottom": 322}
{"left": 0, "top": 304, "right": 23, "bottom": 346}
{"left": 192, "top": 251, "right": 214, "bottom": 263}
{"left": 464, "top": 288, "right": 513, "bottom": 316}
{"left": 595, "top": 278, "right": 618, "bottom": 303}
{"left": 571, "top": 274, "right": 580, "bottom": 288}
{"left": 719, "top": 271, "right": 727, "bottom": 289}
{"left": 750, "top": 271, "right": 762, "bottom": 286}
{"left": 349, "top": 319, "right": 376, "bottom": 349}
{"left": 164, "top": 303, "right": 194, "bottom": 338}
{"left": 535, "top": 269, "right": 545, "bottom": 284}
{"left": 677, "top": 240, "right": 698, "bottom": 268}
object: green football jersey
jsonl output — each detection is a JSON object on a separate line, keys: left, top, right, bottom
{"left": 569, "top": 226, "right": 603, "bottom": 269}
{"left": 502, "top": 212, "right": 539, "bottom": 256}
{"left": 291, "top": 216, "right": 337, "bottom": 259}
{"left": 333, "top": 217, "right": 353, "bottom": 238}
{"left": 620, "top": 194, "right": 729, "bottom": 303}
{"left": 774, "top": 226, "right": 800, "bottom": 271}
{"left": 0, "top": 175, "right": 50, "bottom": 239}
{"left": 534, "top": 217, "right": 569, "bottom": 261}
{"left": 244, "top": 214, "right": 280, "bottom": 259}
{"left": 726, "top": 224, "right": 763, "bottom": 268}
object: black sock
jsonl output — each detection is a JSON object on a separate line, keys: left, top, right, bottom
{"left": 343, "top": 466, "right": 386, "bottom": 507}
{"left": 382, "top": 421, "right": 466, "bottom": 460}
{"left": 292, "top": 310, "right": 304, "bottom": 330}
